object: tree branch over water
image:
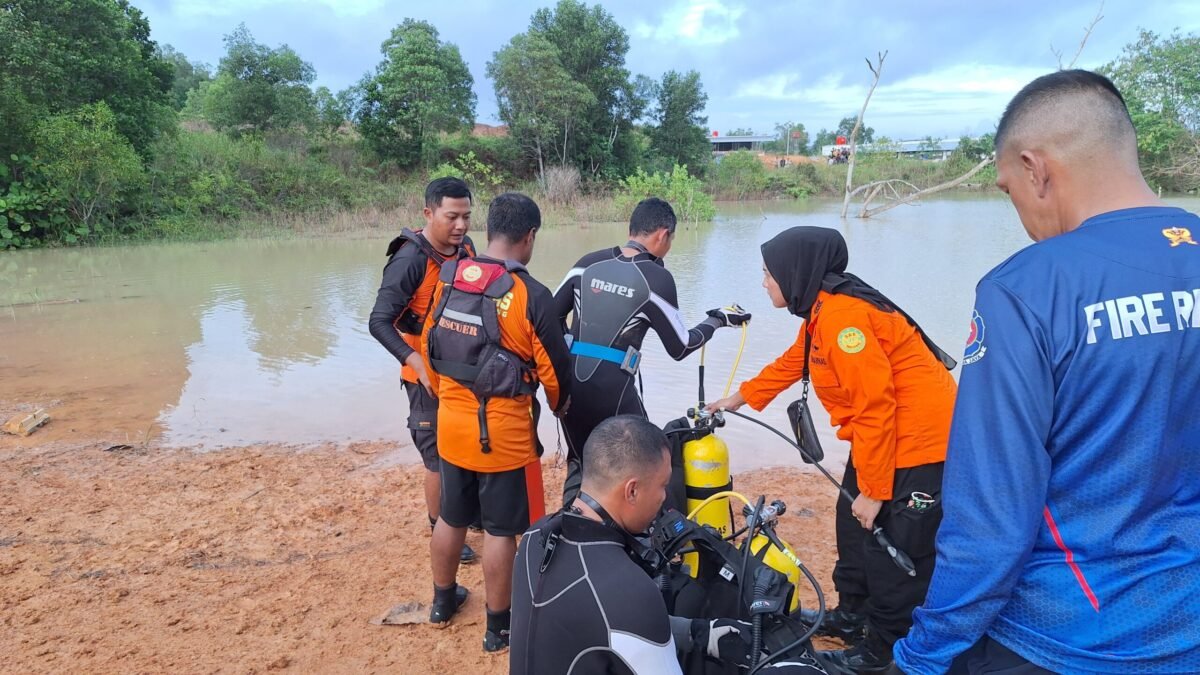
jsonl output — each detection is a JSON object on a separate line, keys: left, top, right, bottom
{"left": 840, "top": 51, "right": 887, "bottom": 219}
{"left": 1051, "top": 2, "right": 1105, "bottom": 70}
{"left": 857, "top": 157, "right": 995, "bottom": 218}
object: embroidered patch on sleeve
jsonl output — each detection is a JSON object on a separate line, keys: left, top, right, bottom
{"left": 963, "top": 310, "right": 987, "bottom": 365}
{"left": 837, "top": 327, "right": 866, "bottom": 354}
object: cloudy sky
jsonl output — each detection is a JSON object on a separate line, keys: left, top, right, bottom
{"left": 138, "top": 0, "right": 1200, "bottom": 140}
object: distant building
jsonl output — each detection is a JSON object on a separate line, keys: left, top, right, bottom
{"left": 710, "top": 134, "right": 775, "bottom": 153}
{"left": 820, "top": 138, "right": 966, "bottom": 161}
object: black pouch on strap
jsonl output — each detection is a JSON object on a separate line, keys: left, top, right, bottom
{"left": 786, "top": 330, "right": 825, "bottom": 464}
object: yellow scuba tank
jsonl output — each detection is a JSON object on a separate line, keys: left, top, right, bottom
{"left": 683, "top": 432, "right": 734, "bottom": 576}
{"left": 750, "top": 533, "right": 802, "bottom": 612}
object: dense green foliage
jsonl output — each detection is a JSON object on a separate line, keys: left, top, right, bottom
{"left": 159, "top": 44, "right": 212, "bottom": 111}
{"left": 710, "top": 151, "right": 768, "bottom": 200}
{"left": 647, "top": 71, "right": 711, "bottom": 173}
{"left": 10, "top": 0, "right": 1190, "bottom": 249}
{"left": 0, "top": 0, "right": 174, "bottom": 158}
{"left": 34, "top": 103, "right": 146, "bottom": 232}
{"left": 351, "top": 20, "right": 476, "bottom": 168}
{"left": 618, "top": 165, "right": 714, "bottom": 223}
{"left": 191, "top": 24, "right": 317, "bottom": 136}
{"left": 522, "top": 0, "right": 644, "bottom": 179}
{"left": 1102, "top": 30, "right": 1200, "bottom": 191}
{"left": 488, "top": 32, "right": 593, "bottom": 178}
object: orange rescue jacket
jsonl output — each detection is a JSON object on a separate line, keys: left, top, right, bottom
{"left": 395, "top": 233, "right": 475, "bottom": 384}
{"left": 739, "top": 291, "right": 956, "bottom": 500}
{"left": 421, "top": 258, "right": 571, "bottom": 472}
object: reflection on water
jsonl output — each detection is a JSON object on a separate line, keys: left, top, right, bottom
{"left": 5, "top": 196, "right": 1199, "bottom": 471}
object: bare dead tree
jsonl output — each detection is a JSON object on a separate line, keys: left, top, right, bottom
{"left": 1051, "top": 2, "right": 1105, "bottom": 69}
{"left": 840, "top": 51, "right": 887, "bottom": 218}
{"left": 857, "top": 157, "right": 995, "bottom": 218}
{"left": 1160, "top": 134, "right": 1200, "bottom": 185}
{"left": 845, "top": 5, "right": 1109, "bottom": 220}
{"left": 839, "top": 49, "right": 995, "bottom": 220}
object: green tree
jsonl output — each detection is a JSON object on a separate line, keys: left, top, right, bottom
{"left": 954, "top": 134, "right": 995, "bottom": 161}
{"left": 527, "top": 0, "right": 643, "bottom": 177}
{"left": 647, "top": 70, "right": 710, "bottom": 171}
{"left": 1102, "top": 29, "right": 1200, "bottom": 190}
{"left": 198, "top": 24, "right": 316, "bottom": 135}
{"left": 487, "top": 33, "right": 594, "bottom": 179}
{"left": 810, "top": 128, "right": 836, "bottom": 153}
{"left": 710, "top": 149, "right": 767, "bottom": 199}
{"left": 33, "top": 102, "right": 145, "bottom": 235}
{"left": 836, "top": 115, "right": 874, "bottom": 144}
{"left": 312, "top": 86, "right": 348, "bottom": 139}
{"left": 0, "top": 0, "right": 174, "bottom": 157}
{"left": 354, "top": 19, "right": 475, "bottom": 167}
{"left": 618, "top": 164, "right": 714, "bottom": 223}
{"left": 159, "top": 44, "right": 212, "bottom": 110}
{"left": 767, "top": 122, "right": 808, "bottom": 154}
{"left": 725, "top": 128, "right": 755, "bottom": 136}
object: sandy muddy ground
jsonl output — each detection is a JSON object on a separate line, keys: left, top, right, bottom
{"left": 1, "top": 407, "right": 844, "bottom": 674}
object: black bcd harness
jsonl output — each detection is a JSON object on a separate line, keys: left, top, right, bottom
{"left": 426, "top": 257, "right": 538, "bottom": 454}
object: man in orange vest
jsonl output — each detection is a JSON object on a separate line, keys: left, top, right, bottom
{"left": 369, "top": 177, "right": 478, "bottom": 564}
{"left": 707, "top": 226, "right": 957, "bottom": 674}
{"left": 420, "top": 192, "right": 571, "bottom": 653}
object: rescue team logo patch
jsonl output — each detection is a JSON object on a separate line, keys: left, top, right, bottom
{"left": 963, "top": 309, "right": 987, "bottom": 365}
{"left": 461, "top": 264, "right": 483, "bottom": 282}
{"left": 837, "top": 327, "right": 866, "bottom": 353}
{"left": 1163, "top": 227, "right": 1198, "bottom": 247}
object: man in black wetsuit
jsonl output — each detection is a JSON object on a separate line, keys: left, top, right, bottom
{"left": 553, "top": 198, "right": 750, "bottom": 503}
{"left": 509, "top": 415, "right": 827, "bottom": 675}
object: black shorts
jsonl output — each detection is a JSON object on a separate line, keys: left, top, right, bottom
{"left": 404, "top": 380, "right": 439, "bottom": 471}
{"left": 438, "top": 460, "right": 545, "bottom": 536}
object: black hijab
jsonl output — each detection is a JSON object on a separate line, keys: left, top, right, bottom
{"left": 761, "top": 226, "right": 956, "bottom": 370}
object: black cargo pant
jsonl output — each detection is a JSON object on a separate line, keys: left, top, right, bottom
{"left": 833, "top": 456, "right": 944, "bottom": 652}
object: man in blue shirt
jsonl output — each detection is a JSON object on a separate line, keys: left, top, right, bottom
{"left": 893, "top": 70, "right": 1200, "bottom": 673}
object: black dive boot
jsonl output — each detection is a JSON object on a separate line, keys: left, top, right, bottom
{"left": 483, "top": 607, "right": 511, "bottom": 653}
{"left": 817, "top": 630, "right": 893, "bottom": 675}
{"left": 429, "top": 583, "right": 469, "bottom": 625}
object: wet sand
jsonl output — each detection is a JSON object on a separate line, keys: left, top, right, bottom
{"left": 1, "top": 419, "right": 843, "bottom": 674}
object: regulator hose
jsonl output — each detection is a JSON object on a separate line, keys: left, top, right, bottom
{"left": 721, "top": 409, "right": 917, "bottom": 577}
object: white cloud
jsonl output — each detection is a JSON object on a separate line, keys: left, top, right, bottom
{"left": 636, "top": 0, "right": 746, "bottom": 45}
{"left": 731, "top": 63, "right": 1050, "bottom": 135}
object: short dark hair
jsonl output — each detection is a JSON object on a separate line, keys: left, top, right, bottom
{"left": 487, "top": 192, "right": 542, "bottom": 243}
{"left": 582, "top": 415, "right": 670, "bottom": 491}
{"left": 425, "top": 177, "right": 473, "bottom": 210}
{"left": 996, "top": 69, "right": 1134, "bottom": 154}
{"left": 629, "top": 197, "right": 677, "bottom": 236}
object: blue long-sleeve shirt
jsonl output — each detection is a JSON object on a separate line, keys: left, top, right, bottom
{"left": 895, "top": 206, "right": 1200, "bottom": 674}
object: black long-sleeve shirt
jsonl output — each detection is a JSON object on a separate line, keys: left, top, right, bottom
{"left": 368, "top": 232, "right": 475, "bottom": 365}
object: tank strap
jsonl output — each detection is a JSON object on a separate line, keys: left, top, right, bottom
{"left": 685, "top": 482, "right": 734, "bottom": 501}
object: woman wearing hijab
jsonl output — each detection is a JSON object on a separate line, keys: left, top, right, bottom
{"left": 706, "top": 226, "right": 957, "bottom": 675}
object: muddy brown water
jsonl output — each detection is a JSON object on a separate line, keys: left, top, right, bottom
{"left": 6, "top": 195, "right": 1197, "bottom": 472}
